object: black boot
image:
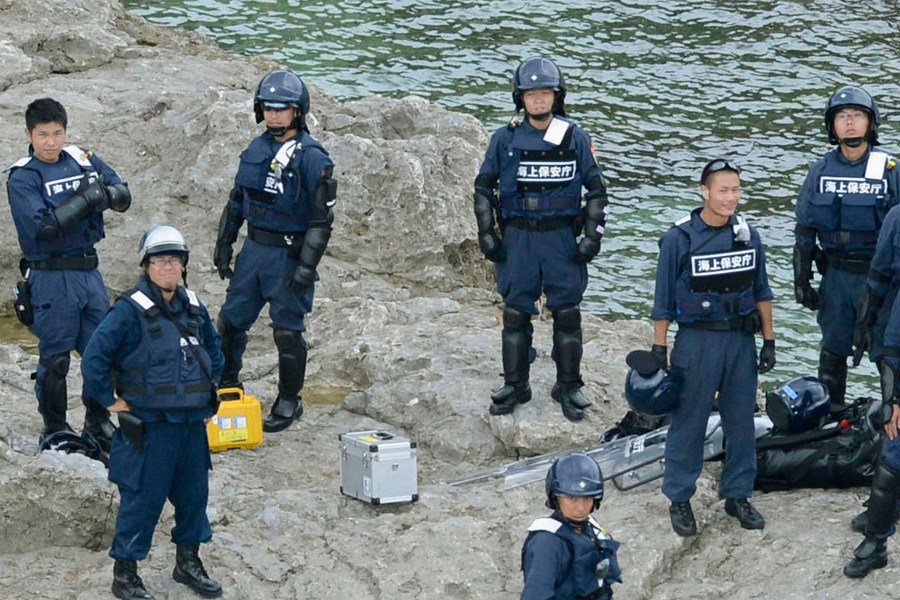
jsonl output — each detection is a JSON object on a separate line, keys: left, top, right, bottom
{"left": 850, "top": 500, "right": 900, "bottom": 534}
{"left": 173, "top": 545, "right": 223, "bottom": 598}
{"left": 724, "top": 498, "right": 765, "bottom": 530}
{"left": 669, "top": 501, "right": 697, "bottom": 537}
{"left": 216, "top": 314, "right": 247, "bottom": 389}
{"left": 82, "top": 398, "right": 116, "bottom": 452}
{"left": 112, "top": 559, "right": 155, "bottom": 600}
{"left": 36, "top": 353, "right": 71, "bottom": 438}
{"left": 489, "top": 307, "right": 532, "bottom": 416}
{"left": 844, "top": 462, "right": 900, "bottom": 578}
{"left": 818, "top": 349, "right": 847, "bottom": 413}
{"left": 263, "top": 329, "right": 307, "bottom": 433}
{"left": 551, "top": 306, "right": 590, "bottom": 421}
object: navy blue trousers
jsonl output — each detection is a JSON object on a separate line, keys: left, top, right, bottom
{"left": 818, "top": 267, "right": 888, "bottom": 361}
{"left": 662, "top": 328, "right": 758, "bottom": 502}
{"left": 108, "top": 421, "right": 212, "bottom": 560}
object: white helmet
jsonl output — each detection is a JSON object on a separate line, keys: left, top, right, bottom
{"left": 138, "top": 225, "right": 189, "bottom": 265}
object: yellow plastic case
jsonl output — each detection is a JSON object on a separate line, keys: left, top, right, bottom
{"left": 206, "top": 387, "right": 263, "bottom": 452}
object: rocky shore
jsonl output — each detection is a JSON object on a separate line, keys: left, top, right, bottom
{"left": 0, "top": 1, "right": 894, "bottom": 598}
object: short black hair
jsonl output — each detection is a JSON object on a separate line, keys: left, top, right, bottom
{"left": 25, "top": 98, "right": 67, "bottom": 132}
{"left": 700, "top": 158, "right": 741, "bottom": 185}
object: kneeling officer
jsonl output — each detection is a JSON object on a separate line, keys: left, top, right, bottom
{"left": 82, "top": 226, "right": 224, "bottom": 600}
{"left": 521, "top": 452, "right": 621, "bottom": 600}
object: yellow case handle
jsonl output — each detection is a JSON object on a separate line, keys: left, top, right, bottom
{"left": 217, "top": 386, "right": 244, "bottom": 401}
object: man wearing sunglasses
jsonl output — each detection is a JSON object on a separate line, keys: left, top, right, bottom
{"left": 794, "top": 86, "right": 900, "bottom": 413}
{"left": 651, "top": 159, "right": 775, "bottom": 536}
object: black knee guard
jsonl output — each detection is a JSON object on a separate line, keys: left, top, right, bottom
{"left": 552, "top": 305, "right": 583, "bottom": 387}
{"left": 273, "top": 329, "right": 308, "bottom": 397}
{"left": 37, "top": 353, "right": 70, "bottom": 433}
{"left": 818, "top": 349, "right": 847, "bottom": 407}
{"left": 216, "top": 314, "right": 247, "bottom": 387}
{"left": 501, "top": 306, "right": 532, "bottom": 385}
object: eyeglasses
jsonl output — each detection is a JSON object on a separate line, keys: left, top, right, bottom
{"left": 148, "top": 256, "right": 183, "bottom": 267}
{"left": 701, "top": 159, "right": 741, "bottom": 184}
{"left": 834, "top": 109, "right": 868, "bottom": 122}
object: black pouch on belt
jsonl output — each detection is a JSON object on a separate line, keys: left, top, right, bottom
{"left": 742, "top": 311, "right": 763, "bottom": 334}
{"left": 13, "top": 279, "right": 33, "bottom": 326}
{"left": 118, "top": 411, "right": 145, "bottom": 452}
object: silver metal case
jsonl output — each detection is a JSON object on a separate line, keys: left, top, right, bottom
{"left": 339, "top": 430, "right": 418, "bottom": 505}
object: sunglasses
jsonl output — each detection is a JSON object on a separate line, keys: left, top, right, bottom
{"left": 701, "top": 159, "right": 741, "bottom": 184}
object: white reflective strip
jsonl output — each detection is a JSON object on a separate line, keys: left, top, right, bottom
{"left": 184, "top": 289, "right": 200, "bottom": 308}
{"left": 273, "top": 140, "right": 299, "bottom": 171}
{"left": 674, "top": 215, "right": 691, "bottom": 226}
{"left": 62, "top": 145, "right": 92, "bottom": 168}
{"left": 543, "top": 117, "right": 572, "bottom": 146}
{"left": 528, "top": 517, "right": 563, "bottom": 534}
{"left": 129, "top": 290, "right": 156, "bottom": 311}
{"left": 6, "top": 156, "right": 32, "bottom": 171}
{"left": 588, "top": 516, "right": 610, "bottom": 540}
{"left": 865, "top": 151, "right": 889, "bottom": 180}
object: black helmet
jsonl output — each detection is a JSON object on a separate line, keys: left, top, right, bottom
{"left": 512, "top": 57, "right": 567, "bottom": 116}
{"left": 824, "top": 85, "right": 880, "bottom": 146}
{"left": 254, "top": 69, "right": 311, "bottom": 129}
{"left": 545, "top": 452, "right": 604, "bottom": 510}
{"left": 38, "top": 430, "right": 103, "bottom": 462}
{"left": 624, "top": 350, "right": 681, "bottom": 417}
{"left": 764, "top": 376, "right": 830, "bottom": 434}
{"left": 138, "top": 225, "right": 189, "bottom": 266}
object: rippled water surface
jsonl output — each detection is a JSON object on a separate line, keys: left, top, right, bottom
{"left": 123, "top": 0, "right": 900, "bottom": 392}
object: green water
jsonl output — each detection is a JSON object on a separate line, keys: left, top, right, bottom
{"left": 121, "top": 0, "right": 900, "bottom": 393}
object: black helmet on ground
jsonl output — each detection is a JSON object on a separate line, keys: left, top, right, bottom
{"left": 624, "top": 350, "right": 681, "bottom": 417}
{"left": 764, "top": 376, "right": 830, "bottom": 434}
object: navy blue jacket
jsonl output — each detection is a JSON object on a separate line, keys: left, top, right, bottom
{"left": 478, "top": 117, "right": 603, "bottom": 219}
{"left": 652, "top": 208, "right": 773, "bottom": 324}
{"left": 6, "top": 145, "right": 123, "bottom": 260}
{"left": 82, "top": 276, "right": 223, "bottom": 422}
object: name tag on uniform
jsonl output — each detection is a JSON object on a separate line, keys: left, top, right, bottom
{"left": 43, "top": 173, "right": 98, "bottom": 197}
{"left": 819, "top": 176, "right": 886, "bottom": 195}
{"left": 516, "top": 160, "right": 577, "bottom": 183}
{"left": 691, "top": 249, "right": 756, "bottom": 277}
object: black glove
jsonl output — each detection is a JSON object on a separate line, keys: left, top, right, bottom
{"left": 288, "top": 263, "right": 316, "bottom": 292}
{"left": 758, "top": 339, "right": 776, "bottom": 374}
{"left": 651, "top": 344, "right": 668, "bottom": 371}
{"left": 572, "top": 237, "right": 601, "bottom": 264}
{"left": 213, "top": 242, "right": 234, "bottom": 280}
{"left": 852, "top": 321, "right": 872, "bottom": 367}
{"left": 78, "top": 174, "right": 111, "bottom": 211}
{"left": 478, "top": 232, "right": 505, "bottom": 263}
{"left": 794, "top": 283, "right": 819, "bottom": 311}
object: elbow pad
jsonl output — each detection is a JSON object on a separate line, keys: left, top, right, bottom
{"left": 792, "top": 244, "right": 813, "bottom": 283}
{"left": 35, "top": 214, "right": 62, "bottom": 241}
{"left": 107, "top": 184, "right": 131, "bottom": 212}
{"left": 313, "top": 171, "right": 337, "bottom": 213}
{"left": 582, "top": 191, "right": 609, "bottom": 241}
{"left": 216, "top": 196, "right": 244, "bottom": 245}
{"left": 299, "top": 226, "right": 331, "bottom": 270}
{"left": 473, "top": 191, "right": 498, "bottom": 234}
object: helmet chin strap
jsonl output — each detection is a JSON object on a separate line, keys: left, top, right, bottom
{"left": 840, "top": 136, "right": 866, "bottom": 148}
{"left": 267, "top": 125, "right": 290, "bottom": 136}
{"left": 527, "top": 111, "right": 553, "bottom": 122}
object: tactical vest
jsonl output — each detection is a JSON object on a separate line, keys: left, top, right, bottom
{"left": 809, "top": 150, "right": 893, "bottom": 250}
{"left": 235, "top": 132, "right": 326, "bottom": 233}
{"left": 521, "top": 514, "right": 620, "bottom": 600}
{"left": 115, "top": 280, "right": 213, "bottom": 410}
{"left": 673, "top": 211, "right": 759, "bottom": 323}
{"left": 7, "top": 146, "right": 105, "bottom": 258}
{"left": 498, "top": 118, "right": 583, "bottom": 218}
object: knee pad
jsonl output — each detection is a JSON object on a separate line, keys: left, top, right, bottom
{"left": 274, "top": 329, "right": 307, "bottom": 352}
{"left": 552, "top": 305, "right": 581, "bottom": 333}
{"left": 502, "top": 306, "right": 531, "bottom": 332}
{"left": 40, "top": 353, "right": 71, "bottom": 379}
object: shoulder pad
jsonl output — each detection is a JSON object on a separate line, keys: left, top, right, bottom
{"left": 674, "top": 214, "right": 691, "bottom": 227}
{"left": 865, "top": 151, "right": 889, "bottom": 180}
{"left": 62, "top": 145, "right": 93, "bottom": 168}
{"left": 528, "top": 517, "right": 563, "bottom": 534}
{"left": 543, "top": 117, "right": 574, "bottom": 146}
{"left": 184, "top": 288, "right": 200, "bottom": 308}
{"left": 5, "top": 155, "right": 32, "bottom": 172}
{"left": 127, "top": 290, "right": 156, "bottom": 312}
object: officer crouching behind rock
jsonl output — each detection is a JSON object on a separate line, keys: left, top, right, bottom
{"left": 213, "top": 69, "right": 336, "bottom": 433}
{"left": 521, "top": 452, "right": 621, "bottom": 600}
{"left": 81, "top": 226, "right": 224, "bottom": 600}
{"left": 474, "top": 57, "right": 609, "bottom": 421}
{"left": 651, "top": 160, "right": 776, "bottom": 537}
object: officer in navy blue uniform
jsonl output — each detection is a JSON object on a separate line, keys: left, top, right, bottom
{"left": 5, "top": 98, "right": 131, "bottom": 447}
{"left": 652, "top": 160, "right": 775, "bottom": 536}
{"left": 794, "top": 86, "right": 900, "bottom": 412}
{"left": 521, "top": 452, "right": 621, "bottom": 600}
{"left": 213, "top": 69, "right": 336, "bottom": 433}
{"left": 844, "top": 203, "right": 900, "bottom": 578}
{"left": 81, "top": 226, "right": 224, "bottom": 600}
{"left": 474, "top": 57, "right": 609, "bottom": 421}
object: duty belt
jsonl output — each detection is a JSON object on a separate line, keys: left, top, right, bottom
{"left": 819, "top": 230, "right": 879, "bottom": 245}
{"left": 505, "top": 217, "right": 573, "bottom": 231}
{"left": 119, "top": 381, "right": 212, "bottom": 396}
{"left": 247, "top": 224, "right": 304, "bottom": 248}
{"left": 680, "top": 314, "right": 760, "bottom": 333}
{"left": 823, "top": 251, "right": 871, "bottom": 274}
{"left": 577, "top": 585, "right": 612, "bottom": 600}
{"left": 27, "top": 253, "right": 98, "bottom": 270}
